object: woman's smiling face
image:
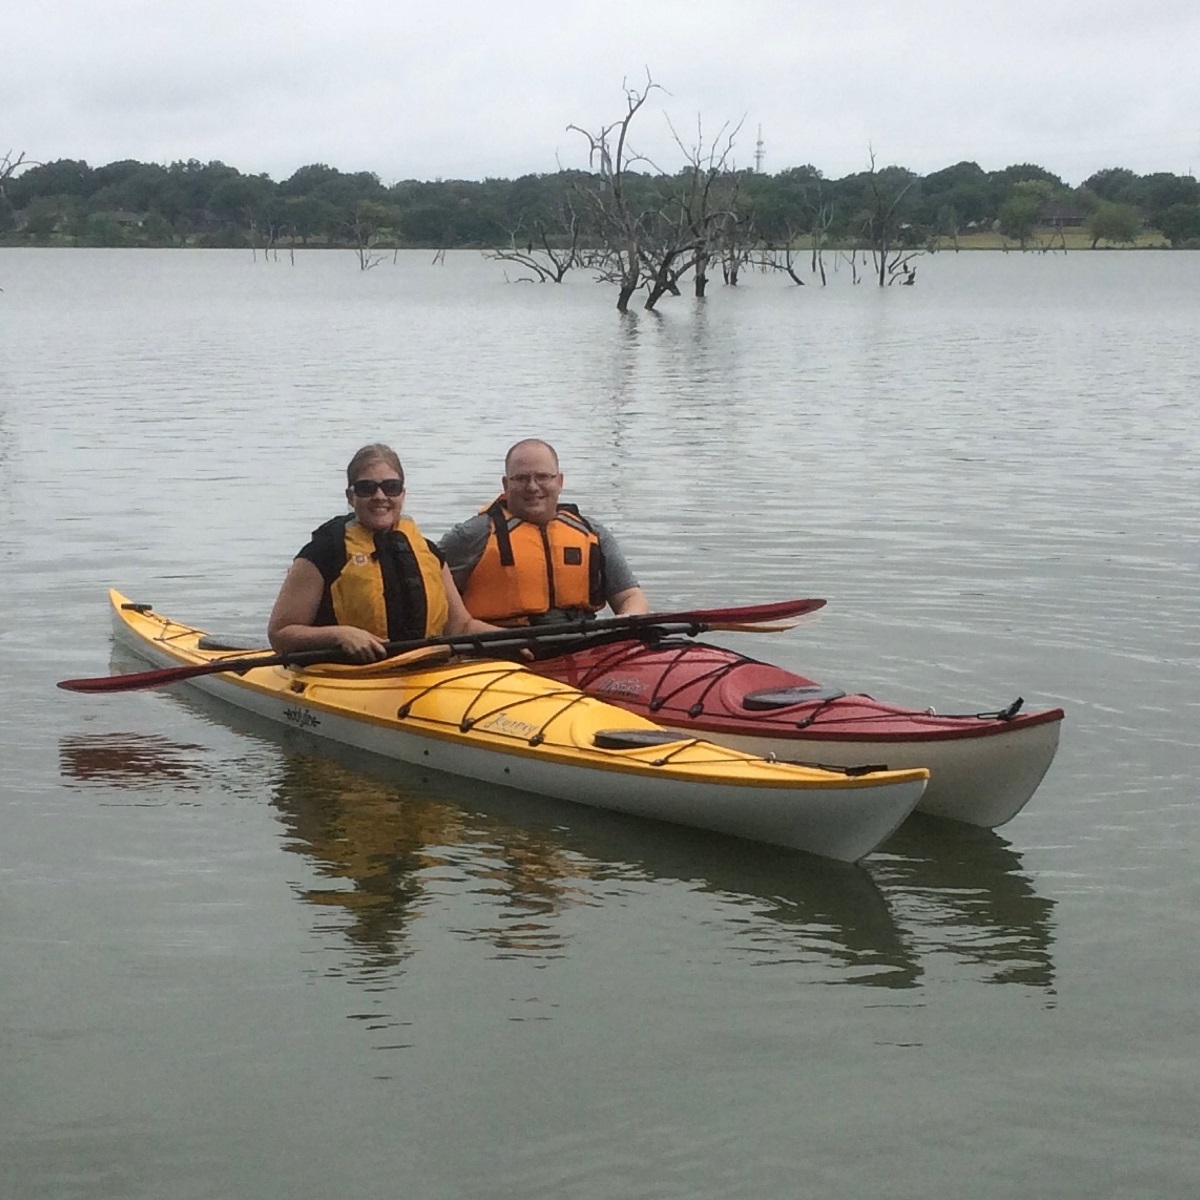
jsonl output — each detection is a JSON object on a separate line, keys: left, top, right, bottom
{"left": 346, "top": 459, "right": 406, "bottom": 532}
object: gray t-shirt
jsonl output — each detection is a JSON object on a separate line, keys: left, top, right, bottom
{"left": 439, "top": 510, "right": 639, "bottom": 613}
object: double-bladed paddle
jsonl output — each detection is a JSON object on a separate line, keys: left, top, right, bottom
{"left": 57, "top": 597, "right": 825, "bottom": 694}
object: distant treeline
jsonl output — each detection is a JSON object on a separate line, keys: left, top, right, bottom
{"left": 3, "top": 156, "right": 1200, "bottom": 249}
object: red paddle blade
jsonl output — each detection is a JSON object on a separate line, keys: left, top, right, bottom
{"left": 57, "top": 658, "right": 251, "bottom": 693}
{"left": 653, "top": 598, "right": 825, "bottom": 624}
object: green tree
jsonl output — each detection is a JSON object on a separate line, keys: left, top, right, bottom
{"left": 282, "top": 195, "right": 340, "bottom": 244}
{"left": 1157, "top": 203, "right": 1200, "bottom": 247}
{"left": 754, "top": 164, "right": 827, "bottom": 242}
{"left": 81, "top": 212, "right": 128, "bottom": 247}
{"left": 401, "top": 203, "right": 455, "bottom": 246}
{"left": 279, "top": 163, "right": 341, "bottom": 196}
{"left": 23, "top": 196, "right": 63, "bottom": 241}
{"left": 1140, "top": 172, "right": 1200, "bottom": 225}
{"left": 1081, "top": 167, "right": 1143, "bottom": 206}
{"left": 140, "top": 211, "right": 175, "bottom": 246}
{"left": 997, "top": 180, "right": 1056, "bottom": 247}
{"left": 312, "top": 169, "right": 386, "bottom": 210}
{"left": 7, "top": 158, "right": 92, "bottom": 209}
{"left": 1085, "top": 201, "right": 1140, "bottom": 247}
{"left": 207, "top": 173, "right": 276, "bottom": 225}
{"left": 991, "top": 163, "right": 1063, "bottom": 189}
{"left": 997, "top": 192, "right": 1042, "bottom": 247}
{"left": 112, "top": 163, "right": 172, "bottom": 214}
{"left": 165, "top": 159, "right": 242, "bottom": 227}
{"left": 917, "top": 160, "right": 995, "bottom": 231}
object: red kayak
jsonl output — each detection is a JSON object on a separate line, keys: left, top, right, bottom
{"left": 532, "top": 637, "right": 1064, "bottom": 828}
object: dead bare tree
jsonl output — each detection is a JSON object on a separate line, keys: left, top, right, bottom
{"left": 659, "top": 114, "right": 747, "bottom": 301}
{"left": 858, "top": 150, "right": 924, "bottom": 286}
{"left": 1, "top": 149, "right": 35, "bottom": 195}
{"left": 569, "top": 81, "right": 750, "bottom": 311}
{"left": 1, "top": 151, "right": 38, "bottom": 286}
{"left": 346, "top": 201, "right": 401, "bottom": 271}
{"left": 485, "top": 202, "right": 583, "bottom": 282}
{"left": 757, "top": 175, "right": 835, "bottom": 286}
{"left": 718, "top": 212, "right": 756, "bottom": 286}
{"left": 567, "top": 74, "right": 661, "bottom": 311}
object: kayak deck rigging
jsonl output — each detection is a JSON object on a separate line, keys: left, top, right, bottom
{"left": 531, "top": 635, "right": 1065, "bottom": 827}
{"left": 547, "top": 636, "right": 1035, "bottom": 734}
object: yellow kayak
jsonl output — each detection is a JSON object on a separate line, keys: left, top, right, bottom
{"left": 99, "top": 590, "right": 928, "bottom": 862}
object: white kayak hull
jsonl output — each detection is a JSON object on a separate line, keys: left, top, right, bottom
{"left": 108, "top": 596, "right": 928, "bottom": 862}
{"left": 665, "top": 719, "right": 1062, "bottom": 829}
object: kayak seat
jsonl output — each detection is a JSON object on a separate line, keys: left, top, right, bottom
{"left": 593, "top": 729, "right": 688, "bottom": 750}
{"left": 199, "top": 633, "right": 271, "bottom": 652}
{"left": 742, "top": 686, "right": 846, "bottom": 711}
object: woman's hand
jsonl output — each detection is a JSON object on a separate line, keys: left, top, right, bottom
{"left": 268, "top": 560, "right": 389, "bottom": 660}
{"left": 329, "top": 625, "right": 389, "bottom": 662}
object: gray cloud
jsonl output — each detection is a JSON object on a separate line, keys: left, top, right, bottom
{"left": 7, "top": 0, "right": 1200, "bottom": 185}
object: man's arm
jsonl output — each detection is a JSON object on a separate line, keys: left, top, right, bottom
{"left": 592, "top": 520, "right": 650, "bottom": 614}
{"left": 609, "top": 585, "right": 650, "bottom": 615}
{"left": 437, "top": 514, "right": 491, "bottom": 594}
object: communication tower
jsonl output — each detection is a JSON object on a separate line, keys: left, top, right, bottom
{"left": 755, "top": 126, "right": 765, "bottom": 174}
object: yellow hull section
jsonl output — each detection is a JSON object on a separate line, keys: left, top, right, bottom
{"left": 105, "top": 590, "right": 928, "bottom": 861}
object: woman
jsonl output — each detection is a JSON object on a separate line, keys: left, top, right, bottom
{"left": 268, "top": 443, "right": 498, "bottom": 662}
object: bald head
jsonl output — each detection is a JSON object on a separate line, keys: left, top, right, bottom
{"left": 502, "top": 439, "right": 564, "bottom": 526}
{"left": 504, "top": 438, "right": 559, "bottom": 474}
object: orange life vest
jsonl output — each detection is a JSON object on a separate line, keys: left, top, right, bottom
{"left": 461, "top": 499, "right": 604, "bottom": 625}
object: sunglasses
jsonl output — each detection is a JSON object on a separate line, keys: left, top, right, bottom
{"left": 350, "top": 478, "right": 405, "bottom": 498}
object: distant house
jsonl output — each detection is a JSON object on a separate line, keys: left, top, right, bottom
{"left": 103, "top": 210, "right": 144, "bottom": 227}
{"left": 1041, "top": 202, "right": 1086, "bottom": 228}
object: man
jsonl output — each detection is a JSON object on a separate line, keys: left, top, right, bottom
{"left": 439, "top": 438, "right": 649, "bottom": 626}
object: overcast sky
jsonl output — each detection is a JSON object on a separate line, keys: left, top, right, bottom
{"left": 7, "top": 0, "right": 1199, "bottom": 187}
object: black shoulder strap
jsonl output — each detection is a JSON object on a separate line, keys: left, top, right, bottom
{"left": 374, "top": 529, "right": 429, "bottom": 640}
{"left": 486, "top": 498, "right": 517, "bottom": 568}
{"left": 310, "top": 512, "right": 353, "bottom": 543}
{"left": 556, "top": 502, "right": 596, "bottom": 534}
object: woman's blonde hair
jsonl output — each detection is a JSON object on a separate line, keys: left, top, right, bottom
{"left": 345, "top": 443, "right": 404, "bottom": 488}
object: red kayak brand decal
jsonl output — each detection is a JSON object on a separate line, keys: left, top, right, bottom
{"left": 282, "top": 707, "right": 321, "bottom": 730}
{"left": 595, "top": 677, "right": 647, "bottom": 698}
{"left": 481, "top": 713, "right": 539, "bottom": 739}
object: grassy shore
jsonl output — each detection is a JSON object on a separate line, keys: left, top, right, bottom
{"left": 928, "top": 227, "right": 1171, "bottom": 251}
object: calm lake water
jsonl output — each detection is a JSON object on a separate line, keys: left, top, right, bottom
{"left": 2, "top": 248, "right": 1197, "bottom": 1199}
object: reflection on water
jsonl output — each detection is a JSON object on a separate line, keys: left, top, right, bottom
{"left": 270, "top": 750, "right": 586, "bottom": 969}
{"left": 62, "top": 634, "right": 1058, "bottom": 996}
{"left": 868, "top": 817, "right": 1057, "bottom": 993}
{"left": 267, "top": 739, "right": 922, "bottom": 987}
{"left": 56, "top": 681, "right": 1057, "bottom": 996}
{"left": 59, "top": 731, "right": 210, "bottom": 793}
{"left": 267, "top": 736, "right": 1057, "bottom": 994}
